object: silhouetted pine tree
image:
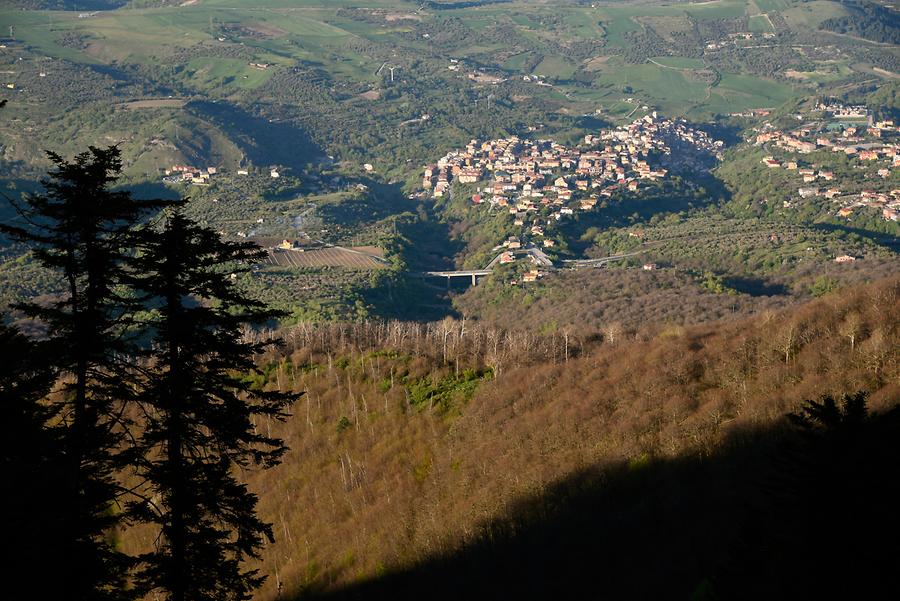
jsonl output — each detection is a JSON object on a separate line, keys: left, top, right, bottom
{"left": 0, "top": 146, "right": 172, "bottom": 599}
{"left": 0, "top": 321, "right": 70, "bottom": 599}
{"left": 129, "top": 209, "right": 294, "bottom": 601}
{"left": 714, "top": 392, "right": 900, "bottom": 600}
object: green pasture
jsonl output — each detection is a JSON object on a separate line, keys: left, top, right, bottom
{"left": 748, "top": 14, "right": 775, "bottom": 33}
{"left": 198, "top": 0, "right": 408, "bottom": 7}
{"left": 650, "top": 56, "right": 708, "bottom": 69}
{"left": 599, "top": 0, "right": 750, "bottom": 21}
{"left": 594, "top": 64, "right": 710, "bottom": 109}
{"left": 508, "top": 13, "right": 535, "bottom": 27}
{"left": 183, "top": 58, "right": 273, "bottom": 90}
{"left": 534, "top": 56, "right": 577, "bottom": 80}
{"left": 557, "top": 8, "right": 609, "bottom": 39}
{"left": 593, "top": 0, "right": 759, "bottom": 47}
{"left": 0, "top": 5, "right": 357, "bottom": 64}
{"left": 679, "top": 0, "right": 750, "bottom": 19}
{"left": 585, "top": 57, "right": 796, "bottom": 116}
{"left": 597, "top": 12, "right": 641, "bottom": 49}
{"left": 504, "top": 52, "right": 537, "bottom": 71}
{"left": 751, "top": 0, "right": 792, "bottom": 12}
{"left": 782, "top": 1, "right": 850, "bottom": 28}
{"left": 786, "top": 62, "right": 855, "bottom": 84}
{"left": 469, "top": 5, "right": 608, "bottom": 43}
{"left": 718, "top": 73, "right": 793, "bottom": 100}
{"left": 0, "top": 10, "right": 101, "bottom": 63}
{"left": 453, "top": 14, "right": 497, "bottom": 31}
{"left": 705, "top": 73, "right": 795, "bottom": 113}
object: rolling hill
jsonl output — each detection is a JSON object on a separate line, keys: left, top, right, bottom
{"left": 118, "top": 275, "right": 900, "bottom": 599}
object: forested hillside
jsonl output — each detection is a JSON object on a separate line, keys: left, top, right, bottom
{"left": 820, "top": 1, "right": 900, "bottom": 44}
{"left": 141, "top": 275, "right": 899, "bottom": 600}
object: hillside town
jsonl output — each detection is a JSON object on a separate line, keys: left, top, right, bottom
{"left": 426, "top": 113, "right": 719, "bottom": 202}
{"left": 419, "top": 113, "right": 723, "bottom": 279}
{"left": 423, "top": 113, "right": 722, "bottom": 204}
{"left": 755, "top": 102, "right": 900, "bottom": 222}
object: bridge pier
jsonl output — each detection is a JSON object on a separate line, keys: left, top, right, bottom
{"left": 419, "top": 269, "right": 493, "bottom": 287}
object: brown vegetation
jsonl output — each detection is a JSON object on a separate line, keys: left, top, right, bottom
{"left": 455, "top": 267, "right": 784, "bottom": 332}
{"left": 452, "top": 257, "right": 898, "bottom": 333}
{"left": 167, "top": 275, "right": 899, "bottom": 599}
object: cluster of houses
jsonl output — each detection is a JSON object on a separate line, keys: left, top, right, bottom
{"left": 755, "top": 107, "right": 900, "bottom": 222}
{"left": 704, "top": 30, "right": 776, "bottom": 51}
{"left": 162, "top": 165, "right": 283, "bottom": 185}
{"left": 163, "top": 164, "right": 218, "bottom": 185}
{"left": 813, "top": 101, "right": 868, "bottom": 120}
{"left": 423, "top": 113, "right": 720, "bottom": 204}
{"left": 421, "top": 113, "right": 722, "bottom": 273}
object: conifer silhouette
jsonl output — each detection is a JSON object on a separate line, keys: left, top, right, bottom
{"left": 0, "top": 322, "right": 69, "bottom": 599}
{"left": 0, "top": 146, "right": 172, "bottom": 599}
{"left": 129, "top": 209, "right": 294, "bottom": 601}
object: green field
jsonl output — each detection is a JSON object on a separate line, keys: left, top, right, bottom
{"left": 597, "top": 11, "right": 641, "bottom": 48}
{"left": 595, "top": 64, "right": 710, "bottom": 110}
{"left": 184, "top": 58, "right": 275, "bottom": 90}
{"left": 748, "top": 14, "right": 775, "bottom": 33}
{"left": 594, "top": 0, "right": 752, "bottom": 49}
{"left": 752, "top": 0, "right": 792, "bottom": 12}
{"left": 600, "top": 0, "right": 749, "bottom": 21}
{"left": 503, "top": 52, "right": 537, "bottom": 71}
{"left": 588, "top": 57, "right": 793, "bottom": 116}
{"left": 707, "top": 73, "right": 795, "bottom": 112}
{"left": 0, "top": 6, "right": 357, "bottom": 67}
{"left": 782, "top": 1, "right": 850, "bottom": 28}
{"left": 533, "top": 56, "right": 577, "bottom": 79}
{"left": 650, "top": 57, "right": 708, "bottom": 69}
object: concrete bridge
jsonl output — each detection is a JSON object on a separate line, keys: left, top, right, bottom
{"left": 421, "top": 269, "right": 493, "bottom": 287}
{"left": 418, "top": 249, "right": 642, "bottom": 288}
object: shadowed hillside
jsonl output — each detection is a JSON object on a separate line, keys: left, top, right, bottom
{"left": 162, "top": 276, "right": 899, "bottom": 600}
{"left": 298, "top": 397, "right": 900, "bottom": 600}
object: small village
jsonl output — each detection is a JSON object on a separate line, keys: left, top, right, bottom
{"left": 703, "top": 29, "right": 777, "bottom": 51}
{"left": 421, "top": 113, "right": 723, "bottom": 280}
{"left": 162, "top": 164, "right": 221, "bottom": 185}
{"left": 162, "top": 164, "right": 278, "bottom": 185}
{"left": 755, "top": 102, "right": 900, "bottom": 222}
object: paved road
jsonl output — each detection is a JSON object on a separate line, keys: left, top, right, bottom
{"left": 562, "top": 250, "right": 644, "bottom": 267}
{"left": 485, "top": 247, "right": 554, "bottom": 269}
{"left": 422, "top": 269, "right": 493, "bottom": 277}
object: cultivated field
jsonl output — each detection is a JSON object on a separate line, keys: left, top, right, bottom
{"left": 263, "top": 246, "right": 387, "bottom": 270}
{"left": 121, "top": 98, "right": 187, "bottom": 110}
